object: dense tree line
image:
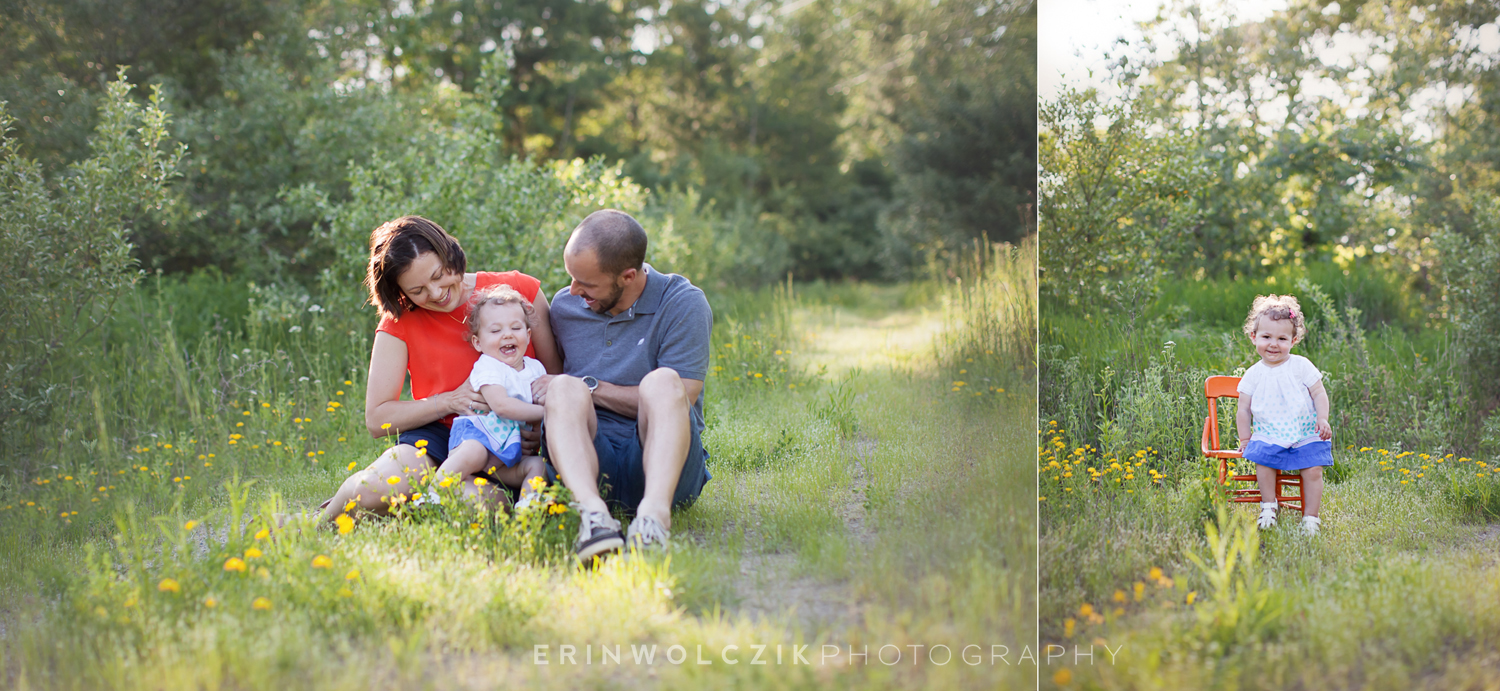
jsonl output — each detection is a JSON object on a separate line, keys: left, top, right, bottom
{"left": 1, "top": 0, "right": 1036, "bottom": 284}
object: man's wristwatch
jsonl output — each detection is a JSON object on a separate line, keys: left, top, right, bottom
{"left": 581, "top": 375, "right": 599, "bottom": 393}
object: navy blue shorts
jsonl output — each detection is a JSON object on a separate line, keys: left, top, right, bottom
{"left": 544, "top": 414, "right": 710, "bottom": 514}
{"left": 397, "top": 421, "right": 451, "bottom": 465}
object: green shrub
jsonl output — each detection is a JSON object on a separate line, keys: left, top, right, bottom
{"left": 1183, "top": 503, "right": 1286, "bottom": 650}
{"left": 295, "top": 102, "right": 647, "bottom": 324}
{"left": 0, "top": 70, "right": 184, "bottom": 453}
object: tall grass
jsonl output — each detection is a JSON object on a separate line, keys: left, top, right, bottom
{"left": 939, "top": 235, "right": 1036, "bottom": 394}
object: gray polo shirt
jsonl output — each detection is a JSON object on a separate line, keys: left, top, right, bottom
{"left": 550, "top": 264, "right": 712, "bottom": 430}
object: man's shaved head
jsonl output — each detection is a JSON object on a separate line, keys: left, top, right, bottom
{"left": 567, "top": 209, "right": 648, "bottom": 276}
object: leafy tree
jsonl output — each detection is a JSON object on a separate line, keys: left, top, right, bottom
{"left": 1039, "top": 87, "right": 1209, "bottom": 325}
{"left": 359, "top": 0, "right": 640, "bottom": 159}
{"left": 879, "top": 0, "right": 1037, "bottom": 265}
{"left": 0, "top": 71, "right": 183, "bottom": 439}
{"left": 0, "top": 0, "right": 301, "bottom": 169}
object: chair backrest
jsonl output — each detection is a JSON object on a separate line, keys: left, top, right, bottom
{"left": 1204, "top": 376, "right": 1241, "bottom": 453}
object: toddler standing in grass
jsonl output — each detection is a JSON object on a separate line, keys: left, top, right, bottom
{"left": 433, "top": 285, "right": 549, "bottom": 510}
{"left": 1236, "top": 294, "right": 1333, "bottom": 535}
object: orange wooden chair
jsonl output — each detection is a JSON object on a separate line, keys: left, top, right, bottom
{"left": 1201, "top": 376, "right": 1304, "bottom": 514}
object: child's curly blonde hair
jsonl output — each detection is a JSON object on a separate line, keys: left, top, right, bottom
{"left": 1242, "top": 294, "right": 1307, "bottom": 342}
{"left": 467, "top": 284, "right": 535, "bottom": 340}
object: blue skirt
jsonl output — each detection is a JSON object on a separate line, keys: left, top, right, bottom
{"left": 448, "top": 417, "right": 524, "bottom": 467}
{"left": 1242, "top": 439, "right": 1333, "bottom": 471}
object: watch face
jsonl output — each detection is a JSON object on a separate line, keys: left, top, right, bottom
{"left": 583, "top": 376, "right": 598, "bottom": 391}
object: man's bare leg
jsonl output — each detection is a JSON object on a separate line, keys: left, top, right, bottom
{"left": 635, "top": 368, "right": 691, "bottom": 530}
{"left": 544, "top": 375, "right": 605, "bottom": 513}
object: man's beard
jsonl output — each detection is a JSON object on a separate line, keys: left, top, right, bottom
{"left": 590, "top": 277, "right": 626, "bottom": 314}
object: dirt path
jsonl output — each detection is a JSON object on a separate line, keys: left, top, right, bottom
{"left": 726, "top": 304, "right": 942, "bottom": 634}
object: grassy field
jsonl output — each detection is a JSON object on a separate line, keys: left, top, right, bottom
{"left": 0, "top": 243, "right": 1035, "bottom": 689}
{"left": 1039, "top": 269, "right": 1500, "bottom": 690}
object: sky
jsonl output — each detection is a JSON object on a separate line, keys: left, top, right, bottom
{"left": 1038, "top": 0, "right": 1500, "bottom": 140}
{"left": 1039, "top": 0, "right": 1288, "bottom": 102}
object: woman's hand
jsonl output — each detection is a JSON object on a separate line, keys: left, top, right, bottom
{"left": 436, "top": 382, "right": 490, "bottom": 417}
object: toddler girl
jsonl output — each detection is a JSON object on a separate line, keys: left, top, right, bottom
{"left": 1235, "top": 294, "right": 1333, "bottom": 535}
{"left": 436, "top": 285, "right": 549, "bottom": 510}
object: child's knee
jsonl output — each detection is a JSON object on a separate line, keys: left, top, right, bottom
{"left": 519, "top": 455, "right": 545, "bottom": 477}
{"left": 444, "top": 441, "right": 485, "bottom": 470}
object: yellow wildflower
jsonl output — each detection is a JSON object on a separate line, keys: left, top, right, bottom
{"left": 157, "top": 578, "right": 181, "bottom": 593}
{"left": 311, "top": 555, "right": 333, "bottom": 569}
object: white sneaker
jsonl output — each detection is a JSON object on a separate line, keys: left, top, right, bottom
{"left": 514, "top": 491, "right": 544, "bottom": 513}
{"left": 409, "top": 489, "right": 442, "bottom": 507}
{"left": 1301, "top": 515, "right": 1321, "bottom": 536}
{"left": 625, "top": 514, "right": 671, "bottom": 551}
{"left": 1257, "top": 501, "right": 1279, "bottom": 530}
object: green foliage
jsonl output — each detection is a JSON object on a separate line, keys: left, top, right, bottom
{"left": 1434, "top": 193, "right": 1500, "bottom": 405}
{"left": 1293, "top": 277, "right": 1370, "bottom": 367}
{"left": 938, "top": 235, "right": 1037, "bottom": 394}
{"left": 811, "top": 371, "right": 861, "bottom": 442}
{"left": 1182, "top": 503, "right": 1285, "bottom": 650}
{"left": 1039, "top": 87, "right": 1210, "bottom": 324}
{"left": 636, "top": 185, "right": 790, "bottom": 289}
{"left": 881, "top": 0, "right": 1036, "bottom": 260}
{"left": 0, "top": 0, "right": 297, "bottom": 172}
{"left": 0, "top": 71, "right": 184, "bottom": 447}
{"left": 152, "top": 52, "right": 452, "bottom": 276}
{"left": 305, "top": 106, "right": 647, "bottom": 316}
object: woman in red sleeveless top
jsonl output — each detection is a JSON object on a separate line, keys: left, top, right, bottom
{"left": 316, "top": 216, "right": 561, "bottom": 521}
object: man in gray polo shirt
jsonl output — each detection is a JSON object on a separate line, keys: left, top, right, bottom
{"left": 531, "top": 209, "right": 712, "bottom": 559}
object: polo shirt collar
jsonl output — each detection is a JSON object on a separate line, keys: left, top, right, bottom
{"left": 623, "top": 264, "right": 664, "bottom": 317}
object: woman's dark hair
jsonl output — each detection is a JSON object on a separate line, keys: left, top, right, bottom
{"left": 365, "top": 216, "right": 467, "bottom": 319}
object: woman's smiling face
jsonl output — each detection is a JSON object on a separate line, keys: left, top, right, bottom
{"left": 396, "top": 252, "right": 465, "bottom": 313}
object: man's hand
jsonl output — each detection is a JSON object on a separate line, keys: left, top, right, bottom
{"left": 519, "top": 425, "right": 541, "bottom": 455}
{"left": 531, "top": 375, "right": 555, "bottom": 406}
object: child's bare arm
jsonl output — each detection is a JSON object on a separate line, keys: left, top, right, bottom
{"left": 479, "top": 385, "right": 544, "bottom": 424}
{"left": 1236, "top": 393, "right": 1253, "bottom": 446}
{"left": 1309, "top": 381, "right": 1333, "bottom": 440}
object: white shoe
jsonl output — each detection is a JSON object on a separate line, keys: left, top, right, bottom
{"left": 1301, "top": 515, "right": 1321, "bottom": 536}
{"left": 1257, "top": 501, "right": 1279, "bottom": 530}
{"left": 625, "top": 514, "right": 671, "bottom": 551}
{"left": 514, "top": 491, "right": 543, "bottom": 513}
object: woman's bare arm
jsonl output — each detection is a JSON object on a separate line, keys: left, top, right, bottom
{"left": 364, "top": 332, "right": 488, "bottom": 437}
{"left": 529, "top": 292, "right": 562, "bottom": 374}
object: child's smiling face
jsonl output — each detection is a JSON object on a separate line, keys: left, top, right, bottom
{"left": 1250, "top": 315, "right": 1297, "bottom": 366}
{"left": 471, "top": 301, "right": 530, "bottom": 370}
